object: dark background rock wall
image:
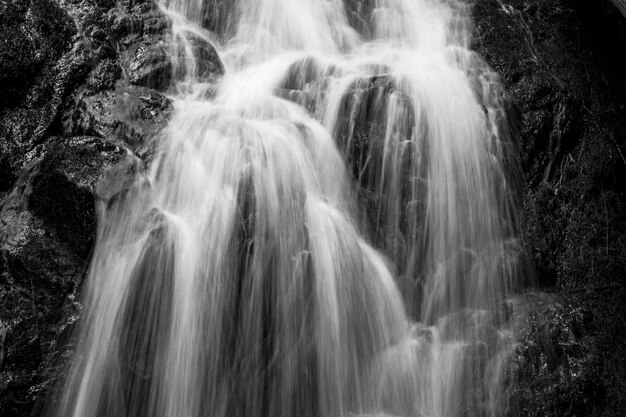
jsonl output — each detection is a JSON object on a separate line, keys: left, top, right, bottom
{"left": 0, "top": 1, "right": 176, "bottom": 415}
{"left": 0, "top": 0, "right": 624, "bottom": 416}
{"left": 472, "top": 0, "right": 626, "bottom": 415}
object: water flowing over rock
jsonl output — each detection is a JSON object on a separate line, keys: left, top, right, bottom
{"left": 0, "top": 136, "right": 140, "bottom": 416}
{"left": 0, "top": 0, "right": 625, "bottom": 416}
{"left": 42, "top": 1, "right": 531, "bottom": 417}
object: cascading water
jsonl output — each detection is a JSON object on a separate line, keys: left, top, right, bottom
{"left": 45, "top": 1, "right": 530, "bottom": 416}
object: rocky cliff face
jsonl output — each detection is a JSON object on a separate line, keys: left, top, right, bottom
{"left": 0, "top": 0, "right": 624, "bottom": 416}
{"left": 0, "top": 1, "right": 221, "bottom": 415}
{"left": 472, "top": 1, "right": 626, "bottom": 415}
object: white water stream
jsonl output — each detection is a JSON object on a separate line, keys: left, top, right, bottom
{"left": 48, "top": 1, "right": 528, "bottom": 416}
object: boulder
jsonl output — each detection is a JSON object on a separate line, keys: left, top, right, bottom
{"left": 108, "top": 0, "right": 171, "bottom": 47}
{"left": 343, "top": 0, "right": 375, "bottom": 37}
{"left": 0, "top": 320, "right": 6, "bottom": 370}
{"left": 108, "top": 0, "right": 223, "bottom": 91}
{"left": 0, "top": 1, "right": 169, "bottom": 415}
{"left": 84, "top": 58, "right": 123, "bottom": 94}
{"left": 186, "top": 34, "right": 225, "bottom": 81}
{"left": 63, "top": 85, "right": 172, "bottom": 153}
{"left": 0, "top": 204, "right": 83, "bottom": 417}
{"left": 120, "top": 34, "right": 225, "bottom": 91}
{"left": 0, "top": 0, "right": 80, "bottom": 191}
{"left": 123, "top": 36, "right": 172, "bottom": 91}
{"left": 0, "top": 136, "right": 141, "bottom": 416}
{"left": 27, "top": 137, "right": 138, "bottom": 258}
{"left": 201, "top": 0, "right": 236, "bottom": 36}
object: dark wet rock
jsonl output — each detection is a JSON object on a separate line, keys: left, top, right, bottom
{"left": 0, "top": 0, "right": 168, "bottom": 415}
{"left": 187, "top": 34, "right": 225, "bottom": 81}
{"left": 0, "top": 136, "right": 140, "bottom": 416}
{"left": 276, "top": 56, "right": 340, "bottom": 103}
{"left": 331, "top": 75, "right": 416, "bottom": 252}
{"left": 201, "top": 0, "right": 236, "bottom": 37}
{"left": 275, "top": 56, "right": 335, "bottom": 114}
{"left": 472, "top": 0, "right": 594, "bottom": 187}
{"left": 0, "top": 163, "right": 83, "bottom": 417}
{"left": 0, "top": 0, "right": 144, "bottom": 189}
{"left": 108, "top": 0, "right": 170, "bottom": 46}
{"left": 343, "top": 0, "right": 375, "bottom": 37}
{"left": 108, "top": 0, "right": 223, "bottom": 89}
{"left": 472, "top": 1, "right": 626, "bottom": 415}
{"left": 0, "top": 0, "right": 82, "bottom": 190}
{"left": 0, "top": 204, "right": 83, "bottom": 417}
{"left": 0, "top": 320, "right": 6, "bottom": 370}
{"left": 502, "top": 294, "right": 604, "bottom": 417}
{"left": 84, "top": 58, "right": 123, "bottom": 94}
{"left": 120, "top": 33, "right": 225, "bottom": 91}
{"left": 0, "top": 0, "right": 75, "bottom": 108}
{"left": 122, "top": 36, "right": 172, "bottom": 91}
{"left": 28, "top": 137, "right": 136, "bottom": 258}
{"left": 0, "top": 0, "right": 182, "bottom": 186}
{"left": 63, "top": 85, "right": 172, "bottom": 153}
{"left": 333, "top": 75, "right": 411, "bottom": 181}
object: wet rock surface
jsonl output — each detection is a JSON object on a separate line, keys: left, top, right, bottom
{"left": 119, "top": 26, "right": 224, "bottom": 90}
{"left": 0, "top": 136, "right": 139, "bottom": 416}
{"left": 472, "top": 1, "right": 626, "bottom": 415}
{"left": 0, "top": 0, "right": 624, "bottom": 416}
{"left": 0, "top": 0, "right": 81, "bottom": 192}
{"left": 28, "top": 137, "right": 136, "bottom": 258}
{"left": 0, "top": 0, "right": 222, "bottom": 415}
{"left": 123, "top": 36, "right": 172, "bottom": 91}
{"left": 63, "top": 85, "right": 172, "bottom": 153}
{"left": 343, "top": 0, "right": 375, "bottom": 37}
{"left": 502, "top": 294, "right": 604, "bottom": 417}
{"left": 185, "top": 34, "right": 225, "bottom": 81}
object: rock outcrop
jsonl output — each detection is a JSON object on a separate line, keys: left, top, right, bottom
{"left": 0, "top": 0, "right": 223, "bottom": 415}
{"left": 504, "top": 294, "right": 604, "bottom": 417}
{"left": 472, "top": 1, "right": 626, "bottom": 415}
{"left": 0, "top": 136, "right": 137, "bottom": 416}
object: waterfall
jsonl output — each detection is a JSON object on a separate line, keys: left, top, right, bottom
{"left": 46, "top": 0, "right": 529, "bottom": 416}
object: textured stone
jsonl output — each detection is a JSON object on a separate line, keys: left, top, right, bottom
{"left": 472, "top": 1, "right": 626, "bottom": 415}
{"left": 63, "top": 85, "right": 172, "bottom": 152}
{"left": 0, "top": 0, "right": 80, "bottom": 190}
{"left": 504, "top": 294, "right": 604, "bottom": 417}
{"left": 123, "top": 36, "right": 172, "bottom": 91}
{"left": 120, "top": 34, "right": 225, "bottom": 91}
{"left": 0, "top": 136, "right": 141, "bottom": 416}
